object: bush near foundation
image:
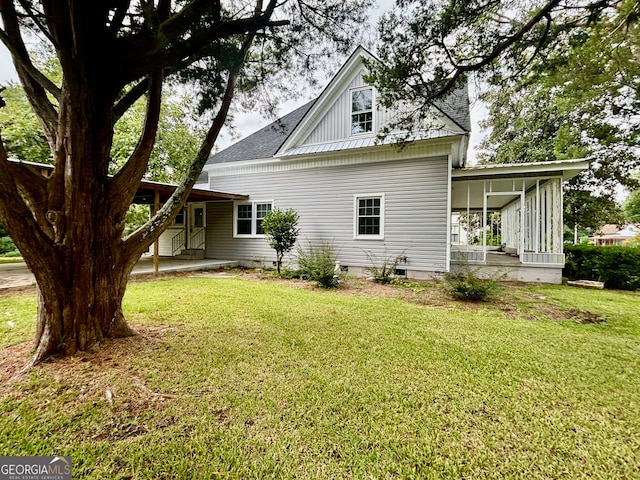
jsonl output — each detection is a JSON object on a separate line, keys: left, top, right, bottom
{"left": 564, "top": 244, "right": 640, "bottom": 291}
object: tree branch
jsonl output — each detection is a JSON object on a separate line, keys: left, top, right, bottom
{"left": 110, "top": 71, "right": 165, "bottom": 215}
{"left": 431, "top": 0, "right": 565, "bottom": 100}
{"left": 124, "top": 31, "right": 258, "bottom": 257}
{"left": 107, "top": 0, "right": 133, "bottom": 37}
{"left": 0, "top": 139, "right": 58, "bottom": 264}
{"left": 0, "top": 0, "right": 60, "bottom": 146}
{"left": 114, "top": 4, "right": 288, "bottom": 86}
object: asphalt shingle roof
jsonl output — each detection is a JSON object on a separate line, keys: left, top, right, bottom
{"left": 434, "top": 83, "right": 471, "bottom": 132}
{"left": 206, "top": 101, "right": 315, "bottom": 165}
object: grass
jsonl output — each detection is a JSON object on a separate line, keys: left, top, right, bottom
{"left": 0, "top": 256, "right": 24, "bottom": 264}
{"left": 1, "top": 274, "right": 639, "bottom": 479}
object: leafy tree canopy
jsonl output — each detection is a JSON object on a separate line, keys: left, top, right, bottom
{"left": 624, "top": 189, "right": 640, "bottom": 222}
{"left": 1, "top": 80, "right": 207, "bottom": 183}
{"left": 0, "top": 0, "right": 373, "bottom": 364}
{"left": 366, "top": 0, "right": 635, "bottom": 136}
{"left": 478, "top": 0, "right": 640, "bottom": 191}
{"left": 623, "top": 174, "right": 640, "bottom": 222}
{"left": 366, "top": 0, "right": 638, "bottom": 234}
{"left": 475, "top": 0, "right": 639, "bottom": 232}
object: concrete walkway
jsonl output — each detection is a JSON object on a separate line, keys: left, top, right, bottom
{"left": 0, "top": 255, "right": 238, "bottom": 290}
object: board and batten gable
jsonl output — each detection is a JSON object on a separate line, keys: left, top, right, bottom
{"left": 206, "top": 142, "right": 455, "bottom": 276}
{"left": 303, "top": 67, "right": 385, "bottom": 145}
{"left": 279, "top": 47, "right": 468, "bottom": 156}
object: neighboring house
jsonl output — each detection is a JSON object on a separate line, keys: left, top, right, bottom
{"left": 590, "top": 224, "right": 640, "bottom": 246}
{"left": 163, "top": 47, "right": 589, "bottom": 283}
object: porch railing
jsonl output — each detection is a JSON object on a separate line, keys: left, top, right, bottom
{"left": 521, "top": 252, "right": 565, "bottom": 265}
{"left": 190, "top": 227, "right": 206, "bottom": 250}
{"left": 171, "top": 230, "right": 185, "bottom": 256}
{"left": 451, "top": 250, "right": 485, "bottom": 263}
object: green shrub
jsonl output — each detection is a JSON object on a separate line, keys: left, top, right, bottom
{"left": 297, "top": 242, "right": 341, "bottom": 288}
{"left": 365, "top": 251, "right": 402, "bottom": 284}
{"left": 0, "top": 236, "right": 18, "bottom": 255}
{"left": 390, "top": 278, "right": 427, "bottom": 293}
{"left": 444, "top": 267, "right": 501, "bottom": 302}
{"left": 277, "top": 268, "right": 302, "bottom": 280}
{"left": 564, "top": 244, "right": 640, "bottom": 290}
{"left": 262, "top": 208, "right": 300, "bottom": 275}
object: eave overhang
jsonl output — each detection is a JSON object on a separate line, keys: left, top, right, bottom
{"left": 8, "top": 159, "right": 248, "bottom": 205}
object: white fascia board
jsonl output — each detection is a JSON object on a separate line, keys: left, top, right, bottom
{"left": 452, "top": 158, "right": 591, "bottom": 180}
{"left": 277, "top": 46, "right": 375, "bottom": 155}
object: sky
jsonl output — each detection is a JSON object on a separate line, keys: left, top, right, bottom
{"left": 0, "top": 2, "right": 486, "bottom": 163}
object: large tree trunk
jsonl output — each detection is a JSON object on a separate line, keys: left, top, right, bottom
{"left": 26, "top": 80, "right": 143, "bottom": 364}
{"left": 32, "top": 249, "right": 137, "bottom": 363}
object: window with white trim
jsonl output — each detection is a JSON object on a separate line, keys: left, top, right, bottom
{"left": 234, "top": 201, "right": 273, "bottom": 237}
{"left": 354, "top": 194, "right": 384, "bottom": 239}
{"left": 351, "top": 87, "right": 373, "bottom": 135}
{"left": 173, "top": 208, "right": 185, "bottom": 226}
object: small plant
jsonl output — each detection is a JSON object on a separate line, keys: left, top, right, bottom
{"left": 261, "top": 208, "right": 300, "bottom": 275}
{"left": 444, "top": 266, "right": 501, "bottom": 302}
{"left": 390, "top": 278, "right": 427, "bottom": 293}
{"left": 365, "top": 251, "right": 403, "bottom": 284}
{"left": 0, "top": 236, "right": 18, "bottom": 256}
{"left": 277, "top": 268, "right": 302, "bottom": 280}
{"left": 297, "top": 241, "right": 342, "bottom": 288}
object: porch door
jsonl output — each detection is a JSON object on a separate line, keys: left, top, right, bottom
{"left": 188, "top": 203, "right": 206, "bottom": 250}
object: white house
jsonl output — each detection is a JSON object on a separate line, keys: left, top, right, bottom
{"left": 164, "top": 47, "right": 589, "bottom": 284}
{"left": 590, "top": 224, "right": 640, "bottom": 246}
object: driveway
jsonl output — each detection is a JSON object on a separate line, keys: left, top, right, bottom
{"left": 0, "top": 256, "right": 238, "bottom": 290}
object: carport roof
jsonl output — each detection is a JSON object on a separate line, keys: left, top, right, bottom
{"left": 132, "top": 180, "right": 247, "bottom": 204}
{"left": 8, "top": 159, "right": 247, "bottom": 204}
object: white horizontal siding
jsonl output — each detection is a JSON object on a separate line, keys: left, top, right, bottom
{"left": 208, "top": 140, "right": 454, "bottom": 177}
{"left": 206, "top": 156, "right": 450, "bottom": 272}
{"left": 157, "top": 226, "right": 183, "bottom": 256}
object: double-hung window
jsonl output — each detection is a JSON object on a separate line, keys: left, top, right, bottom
{"left": 234, "top": 201, "right": 272, "bottom": 237}
{"left": 173, "top": 208, "right": 185, "bottom": 226}
{"left": 354, "top": 194, "right": 384, "bottom": 239}
{"left": 351, "top": 87, "right": 373, "bottom": 135}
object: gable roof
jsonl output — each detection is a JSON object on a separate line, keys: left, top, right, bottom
{"left": 207, "top": 46, "right": 470, "bottom": 166}
{"left": 434, "top": 84, "right": 471, "bottom": 132}
{"left": 206, "top": 100, "right": 315, "bottom": 165}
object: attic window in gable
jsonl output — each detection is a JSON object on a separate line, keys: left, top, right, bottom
{"left": 351, "top": 87, "right": 373, "bottom": 135}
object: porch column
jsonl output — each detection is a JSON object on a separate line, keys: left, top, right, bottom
{"left": 552, "top": 178, "right": 563, "bottom": 253}
{"left": 482, "top": 181, "right": 487, "bottom": 263}
{"left": 153, "top": 190, "right": 160, "bottom": 274}
{"left": 535, "top": 180, "right": 540, "bottom": 253}
{"left": 466, "top": 183, "right": 471, "bottom": 254}
{"left": 520, "top": 180, "right": 525, "bottom": 256}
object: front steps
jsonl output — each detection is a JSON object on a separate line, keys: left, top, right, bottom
{"left": 175, "top": 249, "right": 205, "bottom": 260}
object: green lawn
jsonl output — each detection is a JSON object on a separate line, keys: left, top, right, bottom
{"left": 1, "top": 275, "right": 639, "bottom": 479}
{"left": 0, "top": 257, "right": 24, "bottom": 264}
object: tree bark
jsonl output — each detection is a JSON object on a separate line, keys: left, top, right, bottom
{"left": 21, "top": 77, "right": 144, "bottom": 364}
{"left": 32, "top": 255, "right": 137, "bottom": 364}
{"left": 27, "top": 181, "right": 139, "bottom": 364}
